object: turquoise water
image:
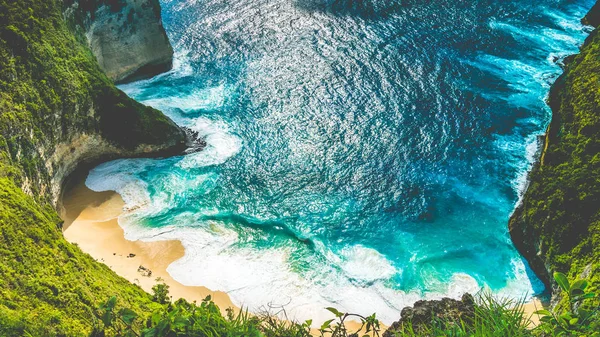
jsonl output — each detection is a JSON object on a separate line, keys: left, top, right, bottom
{"left": 87, "top": 0, "right": 594, "bottom": 324}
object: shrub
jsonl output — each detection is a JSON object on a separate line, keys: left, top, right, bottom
{"left": 534, "top": 272, "right": 599, "bottom": 336}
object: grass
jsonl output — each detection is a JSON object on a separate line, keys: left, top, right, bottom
{"left": 0, "top": 0, "right": 182, "bottom": 335}
{"left": 0, "top": 0, "right": 183, "bottom": 201}
{"left": 89, "top": 287, "right": 545, "bottom": 337}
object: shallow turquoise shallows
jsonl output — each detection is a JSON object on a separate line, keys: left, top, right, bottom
{"left": 87, "top": 0, "right": 595, "bottom": 324}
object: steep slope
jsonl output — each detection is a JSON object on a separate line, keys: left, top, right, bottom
{"left": 509, "top": 3, "right": 599, "bottom": 300}
{"left": 0, "top": 0, "right": 184, "bottom": 335}
{"left": 64, "top": 0, "right": 174, "bottom": 83}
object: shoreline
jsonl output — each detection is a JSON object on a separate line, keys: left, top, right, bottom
{"left": 60, "top": 175, "right": 374, "bottom": 333}
{"left": 60, "top": 172, "right": 543, "bottom": 330}
{"left": 61, "top": 178, "right": 237, "bottom": 312}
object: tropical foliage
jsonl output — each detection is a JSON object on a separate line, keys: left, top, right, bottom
{"left": 535, "top": 272, "right": 599, "bottom": 336}
{"left": 0, "top": 0, "right": 180, "bottom": 335}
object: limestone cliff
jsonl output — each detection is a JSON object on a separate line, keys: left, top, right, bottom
{"left": 509, "top": 2, "right": 600, "bottom": 300}
{"left": 0, "top": 0, "right": 185, "bottom": 207}
{"left": 64, "top": 0, "right": 174, "bottom": 83}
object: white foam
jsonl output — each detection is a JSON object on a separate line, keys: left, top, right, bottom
{"left": 493, "top": 133, "right": 542, "bottom": 203}
{"left": 86, "top": 159, "right": 153, "bottom": 211}
{"left": 545, "top": 8, "right": 589, "bottom": 32}
{"left": 160, "top": 222, "right": 538, "bottom": 326}
{"left": 495, "top": 258, "right": 545, "bottom": 300}
{"left": 338, "top": 245, "right": 397, "bottom": 284}
{"left": 517, "top": 135, "right": 542, "bottom": 199}
{"left": 165, "top": 226, "right": 413, "bottom": 324}
{"left": 141, "top": 85, "right": 228, "bottom": 114}
{"left": 177, "top": 117, "right": 242, "bottom": 168}
{"left": 86, "top": 156, "right": 541, "bottom": 326}
{"left": 170, "top": 49, "right": 195, "bottom": 79}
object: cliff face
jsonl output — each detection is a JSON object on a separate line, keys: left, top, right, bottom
{"left": 0, "top": 0, "right": 184, "bottom": 206}
{"left": 0, "top": 1, "right": 183, "bottom": 334}
{"left": 64, "top": 0, "right": 174, "bottom": 83}
{"left": 509, "top": 3, "right": 600, "bottom": 300}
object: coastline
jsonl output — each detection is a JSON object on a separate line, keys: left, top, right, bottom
{"left": 60, "top": 174, "right": 380, "bottom": 333}
{"left": 60, "top": 172, "right": 543, "bottom": 330}
{"left": 61, "top": 178, "right": 237, "bottom": 312}
{"left": 60, "top": 174, "right": 376, "bottom": 336}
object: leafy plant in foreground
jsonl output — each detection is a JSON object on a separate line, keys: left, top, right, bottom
{"left": 93, "top": 296, "right": 140, "bottom": 337}
{"left": 385, "top": 292, "right": 533, "bottom": 337}
{"left": 534, "top": 272, "right": 599, "bottom": 336}
{"left": 92, "top": 280, "right": 387, "bottom": 337}
{"left": 151, "top": 278, "right": 171, "bottom": 305}
{"left": 318, "top": 307, "right": 382, "bottom": 337}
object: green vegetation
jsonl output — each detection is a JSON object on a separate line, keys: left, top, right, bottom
{"left": 0, "top": 0, "right": 183, "bottom": 335}
{"left": 383, "top": 294, "right": 532, "bottom": 337}
{"left": 0, "top": 176, "right": 155, "bottom": 336}
{"left": 535, "top": 272, "right": 599, "bottom": 336}
{"left": 14, "top": 270, "right": 594, "bottom": 337}
{"left": 89, "top": 281, "right": 504, "bottom": 337}
{"left": 91, "top": 294, "right": 307, "bottom": 337}
{"left": 91, "top": 287, "right": 548, "bottom": 337}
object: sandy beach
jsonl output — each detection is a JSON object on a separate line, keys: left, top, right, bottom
{"left": 524, "top": 297, "right": 543, "bottom": 327}
{"left": 61, "top": 179, "right": 236, "bottom": 311}
{"left": 59, "top": 176, "right": 376, "bottom": 333}
{"left": 60, "top": 174, "right": 543, "bottom": 333}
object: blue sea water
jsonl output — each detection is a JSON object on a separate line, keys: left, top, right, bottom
{"left": 87, "top": 0, "right": 595, "bottom": 324}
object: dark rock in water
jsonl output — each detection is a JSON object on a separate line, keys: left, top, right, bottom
{"left": 560, "top": 54, "right": 577, "bottom": 69}
{"left": 182, "top": 126, "right": 208, "bottom": 154}
{"left": 551, "top": 54, "right": 577, "bottom": 70}
{"left": 383, "top": 294, "right": 475, "bottom": 336}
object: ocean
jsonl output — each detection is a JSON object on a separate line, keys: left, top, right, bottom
{"left": 86, "top": 0, "right": 594, "bottom": 324}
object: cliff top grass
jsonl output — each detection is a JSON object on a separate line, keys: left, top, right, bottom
{"left": 0, "top": 175, "right": 157, "bottom": 336}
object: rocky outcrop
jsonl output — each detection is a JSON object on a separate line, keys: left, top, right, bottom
{"left": 383, "top": 294, "right": 476, "bottom": 336}
{"left": 64, "top": 0, "right": 174, "bottom": 83}
{"left": 509, "top": 2, "right": 600, "bottom": 301}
